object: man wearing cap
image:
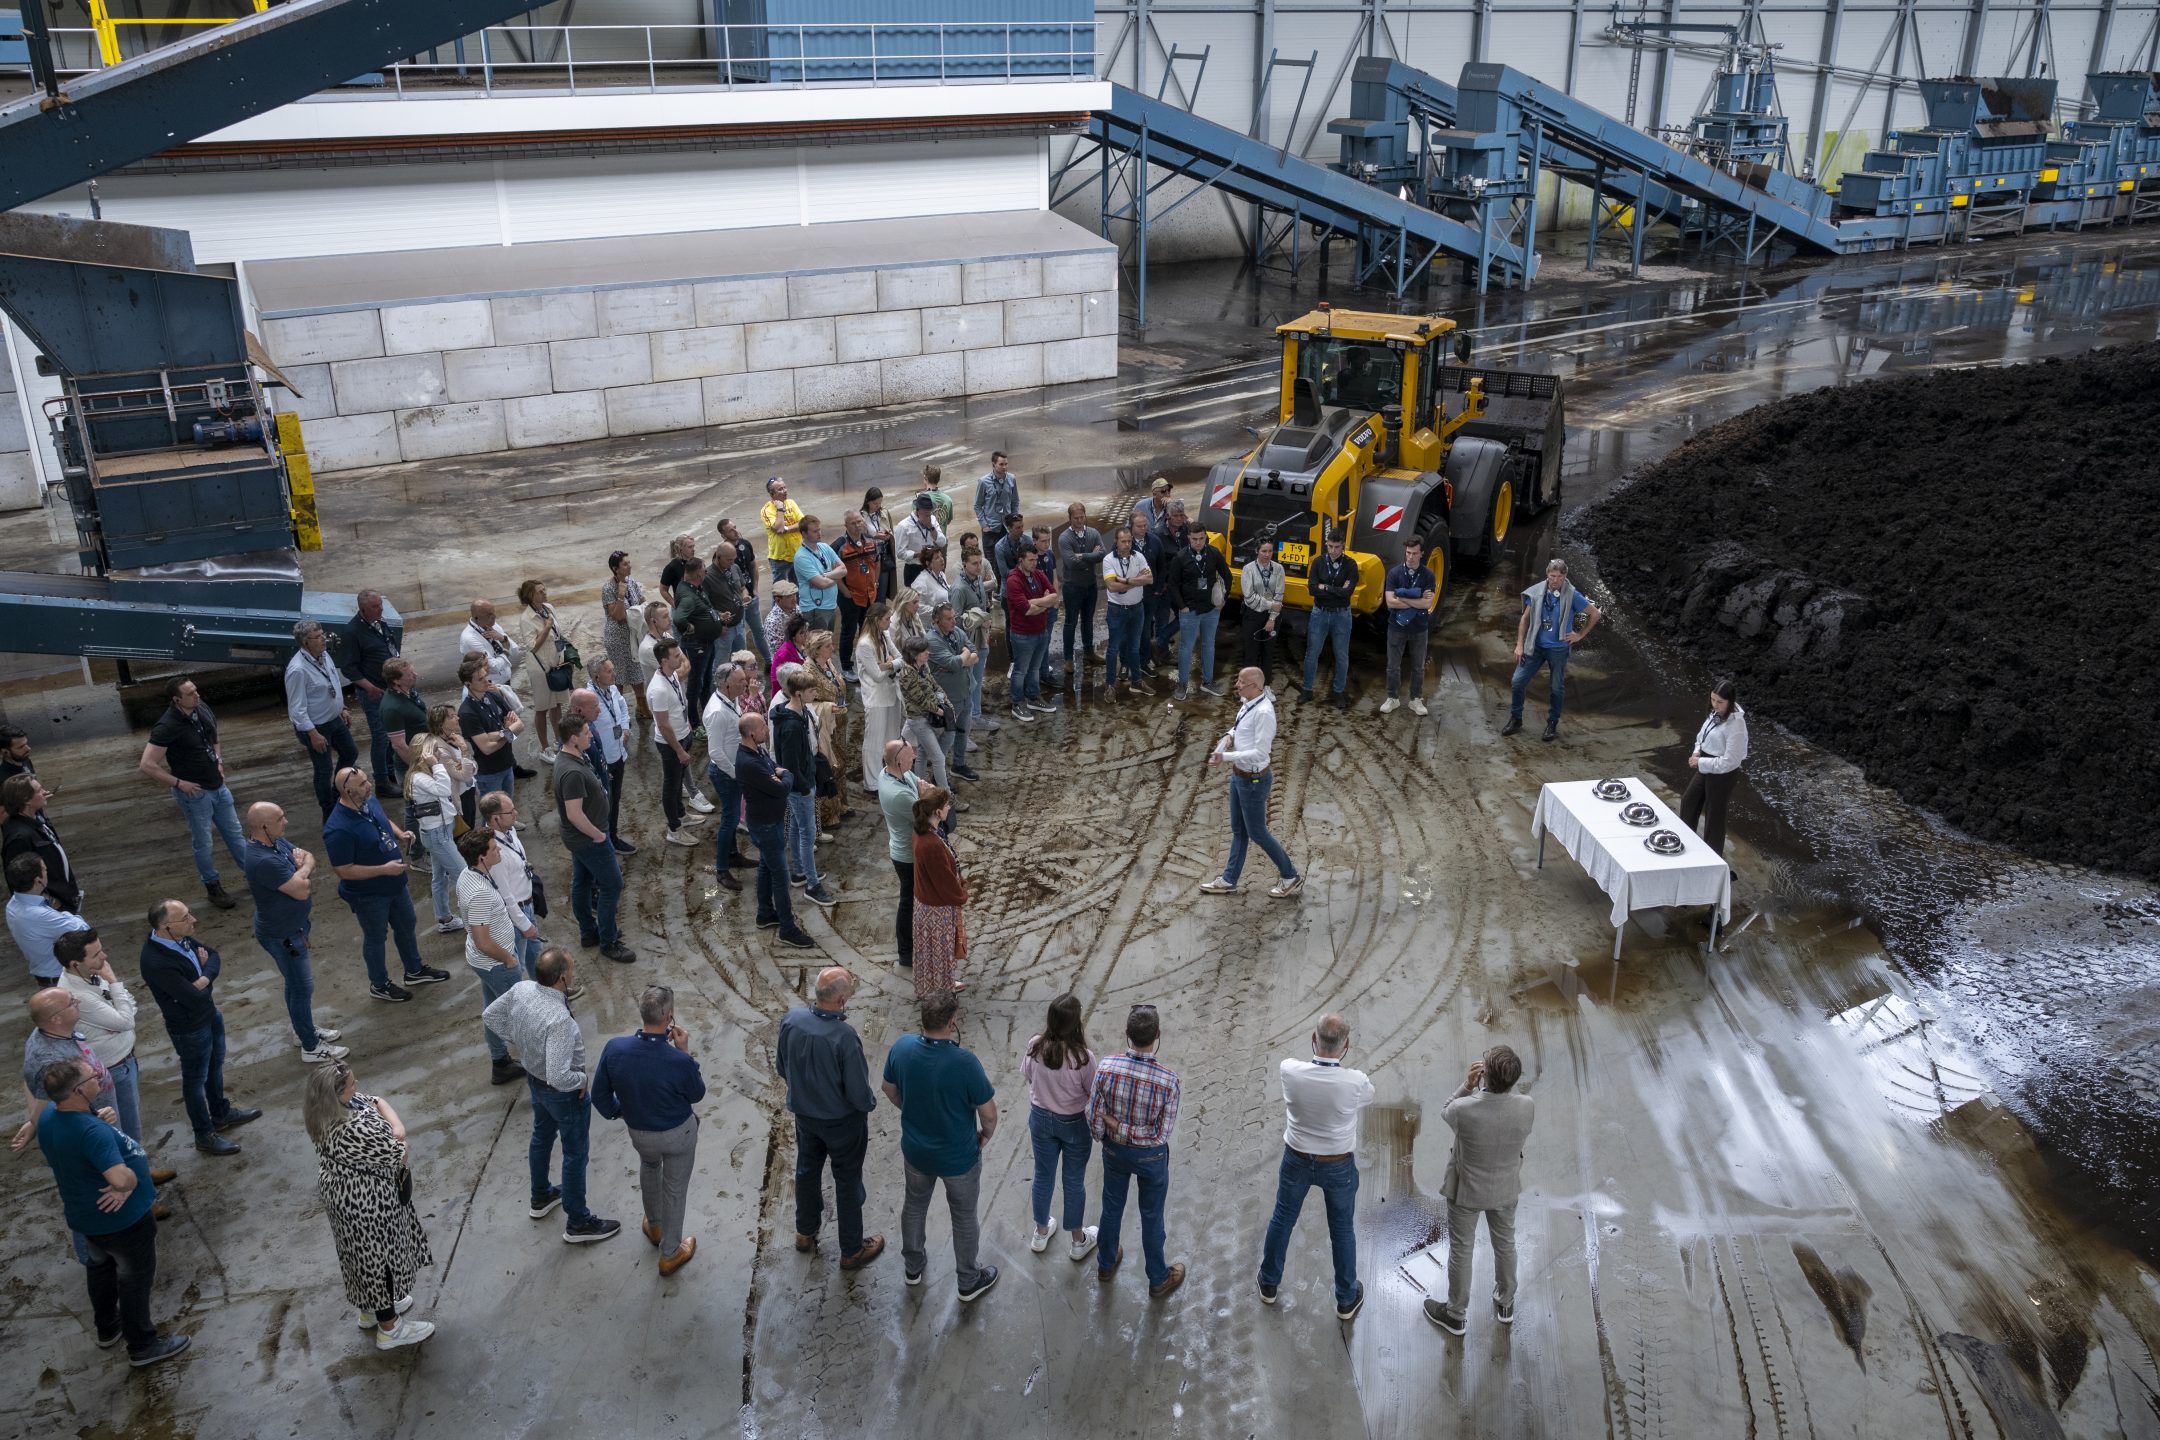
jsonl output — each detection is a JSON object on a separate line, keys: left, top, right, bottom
{"left": 760, "top": 477, "right": 805, "bottom": 588}
{"left": 973, "top": 451, "right": 1020, "bottom": 540}
{"left": 892, "top": 496, "right": 945, "bottom": 591}
{"left": 764, "top": 581, "right": 802, "bottom": 656}
{"left": 1132, "top": 476, "right": 1174, "bottom": 541}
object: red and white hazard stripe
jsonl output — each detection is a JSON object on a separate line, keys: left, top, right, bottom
{"left": 1209, "top": 481, "right": 1236, "bottom": 510}
{"left": 1373, "top": 504, "right": 1406, "bottom": 533}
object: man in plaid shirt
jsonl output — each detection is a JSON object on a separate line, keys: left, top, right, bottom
{"left": 1085, "top": 1004, "right": 1187, "bottom": 1299}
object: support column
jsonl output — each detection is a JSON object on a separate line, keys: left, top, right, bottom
{"left": 1807, "top": 0, "right": 1847, "bottom": 179}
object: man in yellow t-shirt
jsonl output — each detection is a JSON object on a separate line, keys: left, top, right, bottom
{"left": 760, "top": 476, "right": 804, "bottom": 586}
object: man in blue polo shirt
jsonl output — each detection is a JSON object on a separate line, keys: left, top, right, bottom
{"left": 1380, "top": 535, "right": 1439, "bottom": 718}
{"left": 36, "top": 1056, "right": 190, "bottom": 1368}
{"left": 242, "top": 801, "right": 344, "bottom": 1063}
{"left": 791, "top": 515, "right": 845, "bottom": 633}
{"left": 881, "top": 989, "right": 999, "bottom": 1302}
{"left": 322, "top": 767, "right": 447, "bottom": 1004}
{"left": 1506, "top": 557, "right": 1602, "bottom": 742}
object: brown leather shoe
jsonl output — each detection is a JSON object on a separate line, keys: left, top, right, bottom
{"left": 642, "top": 1218, "right": 661, "bottom": 1247}
{"left": 150, "top": 1200, "right": 173, "bottom": 1221}
{"left": 1149, "top": 1262, "right": 1188, "bottom": 1300}
{"left": 659, "top": 1238, "right": 697, "bottom": 1276}
{"left": 150, "top": 1166, "right": 178, "bottom": 1185}
{"left": 840, "top": 1235, "right": 886, "bottom": 1271}
{"left": 1097, "top": 1247, "right": 1122, "bottom": 1282}
{"left": 794, "top": 1233, "right": 815, "bottom": 1253}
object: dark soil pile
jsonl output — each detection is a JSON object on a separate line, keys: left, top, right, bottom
{"left": 1584, "top": 343, "right": 2160, "bottom": 878}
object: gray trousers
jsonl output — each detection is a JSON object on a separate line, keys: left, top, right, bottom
{"left": 902, "top": 717, "right": 949, "bottom": 791}
{"left": 1445, "top": 1198, "right": 1517, "bottom": 1319}
{"left": 627, "top": 1115, "right": 700, "bottom": 1256}
{"left": 901, "top": 1158, "right": 988, "bottom": 1294}
{"left": 1385, "top": 625, "right": 1430, "bottom": 699}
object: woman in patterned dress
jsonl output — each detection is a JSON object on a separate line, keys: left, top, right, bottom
{"left": 600, "top": 550, "right": 646, "bottom": 697}
{"left": 305, "top": 1059, "right": 434, "bottom": 1351}
{"left": 801, "top": 626, "right": 851, "bottom": 836}
{"left": 910, "top": 785, "right": 967, "bottom": 996}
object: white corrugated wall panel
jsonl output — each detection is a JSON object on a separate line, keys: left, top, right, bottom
{"left": 1264, "top": 14, "right": 1360, "bottom": 161}
{"left": 2049, "top": 11, "right": 2102, "bottom": 108}
{"left": 1971, "top": 10, "right": 2029, "bottom": 77}
{"left": 804, "top": 137, "right": 1040, "bottom": 221}
{"left": 1487, "top": 12, "right": 1576, "bottom": 90}
{"left": 1395, "top": 11, "right": 1476, "bottom": 87}
{"left": 501, "top": 149, "right": 802, "bottom": 242}
{"left": 1143, "top": 10, "right": 1258, "bottom": 132}
{"left": 25, "top": 166, "right": 504, "bottom": 262}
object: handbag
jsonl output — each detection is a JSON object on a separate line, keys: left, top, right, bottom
{"left": 545, "top": 658, "right": 576, "bottom": 691}
{"left": 529, "top": 868, "right": 549, "bottom": 919}
{"left": 396, "top": 1165, "right": 413, "bottom": 1206}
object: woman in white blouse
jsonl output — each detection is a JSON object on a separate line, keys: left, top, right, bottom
{"left": 910, "top": 544, "right": 954, "bottom": 616}
{"left": 1681, "top": 678, "right": 1749, "bottom": 856}
{"left": 405, "top": 736, "right": 472, "bottom": 932}
{"left": 855, "top": 598, "right": 904, "bottom": 792}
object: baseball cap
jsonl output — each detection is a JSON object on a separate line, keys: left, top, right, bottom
{"left": 1150, "top": 476, "right": 1172, "bottom": 493}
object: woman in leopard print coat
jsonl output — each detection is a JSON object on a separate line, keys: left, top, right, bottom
{"left": 305, "top": 1061, "right": 435, "bottom": 1349}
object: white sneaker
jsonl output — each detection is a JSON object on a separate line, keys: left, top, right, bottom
{"left": 686, "top": 792, "right": 715, "bottom": 814}
{"left": 680, "top": 812, "right": 709, "bottom": 827}
{"left": 358, "top": 1295, "right": 414, "bottom": 1329}
{"left": 375, "top": 1317, "right": 435, "bottom": 1351}
{"left": 1408, "top": 697, "right": 1429, "bottom": 716}
{"left": 1379, "top": 697, "right": 1400, "bottom": 715}
{"left": 1069, "top": 1226, "right": 1099, "bottom": 1262}
{"left": 665, "top": 829, "right": 698, "bottom": 848}
{"left": 1269, "top": 876, "right": 1305, "bottom": 900}
{"left": 1031, "top": 1226, "right": 1053, "bottom": 1254}
{"left": 816, "top": 831, "right": 834, "bottom": 843}
{"left": 314, "top": 1028, "right": 342, "bottom": 1043}
{"left": 1199, "top": 878, "right": 1240, "bottom": 895}
{"left": 434, "top": 917, "right": 466, "bottom": 934}
{"left": 301, "top": 1043, "right": 350, "bottom": 1063}
{"left": 537, "top": 747, "right": 559, "bottom": 765}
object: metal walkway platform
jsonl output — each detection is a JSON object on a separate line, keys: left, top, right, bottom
{"left": 1066, "top": 81, "right": 1537, "bottom": 322}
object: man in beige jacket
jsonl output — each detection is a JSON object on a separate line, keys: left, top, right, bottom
{"left": 1424, "top": 1044, "right": 1534, "bottom": 1335}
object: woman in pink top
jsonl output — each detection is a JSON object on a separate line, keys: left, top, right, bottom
{"left": 770, "top": 612, "right": 810, "bottom": 690}
{"left": 1021, "top": 993, "right": 1101, "bottom": 1261}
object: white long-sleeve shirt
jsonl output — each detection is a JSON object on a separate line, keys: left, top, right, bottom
{"left": 702, "top": 691, "right": 745, "bottom": 779}
{"left": 59, "top": 971, "right": 139, "bottom": 1067}
{"left": 1280, "top": 1055, "right": 1376, "bottom": 1154}
{"left": 1215, "top": 690, "right": 1278, "bottom": 772}
{"left": 1691, "top": 706, "right": 1750, "bottom": 775}
{"left": 283, "top": 647, "right": 345, "bottom": 730}
{"left": 459, "top": 620, "right": 521, "bottom": 687}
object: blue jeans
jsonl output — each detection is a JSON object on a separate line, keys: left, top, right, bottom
{"left": 1098, "top": 1139, "right": 1171, "bottom": 1286}
{"left": 1030, "top": 1105, "right": 1092, "bottom": 1234}
{"left": 1302, "top": 607, "right": 1353, "bottom": 695}
{"left": 171, "top": 783, "right": 245, "bottom": 887}
{"left": 358, "top": 688, "right": 395, "bottom": 787}
{"left": 568, "top": 842, "right": 622, "bottom": 947}
{"left": 169, "top": 1012, "right": 230, "bottom": 1137}
{"left": 1008, "top": 630, "right": 1048, "bottom": 703}
{"left": 1257, "top": 1147, "right": 1361, "bottom": 1309}
{"left": 787, "top": 792, "right": 821, "bottom": 890}
{"left": 479, "top": 961, "right": 520, "bottom": 1061}
{"left": 417, "top": 823, "right": 463, "bottom": 923}
{"left": 514, "top": 902, "right": 543, "bottom": 974}
{"left": 297, "top": 714, "right": 360, "bottom": 818}
{"left": 108, "top": 1053, "right": 142, "bottom": 1144}
{"left": 1509, "top": 645, "right": 1572, "bottom": 726}
{"left": 709, "top": 765, "right": 744, "bottom": 866}
{"left": 1224, "top": 770, "right": 1296, "bottom": 885}
{"left": 527, "top": 1079, "right": 593, "bottom": 1224}
{"left": 749, "top": 820, "right": 794, "bottom": 930}
{"left": 254, "top": 930, "right": 319, "bottom": 1050}
{"left": 1105, "top": 602, "right": 1145, "bottom": 685}
{"left": 347, "top": 887, "right": 425, "bottom": 990}
{"left": 474, "top": 768, "right": 514, "bottom": 801}
{"left": 1176, "top": 608, "right": 1219, "bottom": 690}
{"left": 768, "top": 558, "right": 793, "bottom": 587}
{"left": 970, "top": 649, "right": 988, "bottom": 719}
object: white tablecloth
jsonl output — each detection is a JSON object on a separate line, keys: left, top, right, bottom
{"left": 1530, "top": 777, "right": 1732, "bottom": 928}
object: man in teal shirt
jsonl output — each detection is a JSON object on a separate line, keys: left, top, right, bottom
{"left": 882, "top": 989, "right": 998, "bottom": 1301}
{"left": 36, "top": 1057, "right": 190, "bottom": 1367}
{"left": 791, "top": 515, "right": 845, "bottom": 633}
{"left": 878, "top": 739, "right": 921, "bottom": 969}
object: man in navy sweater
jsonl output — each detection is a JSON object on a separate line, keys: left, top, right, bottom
{"left": 735, "top": 715, "right": 814, "bottom": 951}
{"left": 591, "top": 984, "right": 706, "bottom": 1276}
{"left": 138, "top": 900, "right": 261, "bottom": 1156}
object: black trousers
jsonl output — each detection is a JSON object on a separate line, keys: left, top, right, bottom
{"left": 84, "top": 1210, "right": 159, "bottom": 1354}
{"left": 794, "top": 1111, "right": 870, "bottom": 1256}
{"left": 1680, "top": 767, "right": 1742, "bottom": 856}
{"left": 893, "top": 858, "right": 914, "bottom": 965}
{"left": 839, "top": 594, "right": 868, "bottom": 669}
{"left": 1242, "top": 612, "right": 1277, "bottom": 678}
{"left": 656, "top": 743, "right": 686, "bottom": 830}
{"left": 605, "top": 758, "right": 625, "bottom": 841}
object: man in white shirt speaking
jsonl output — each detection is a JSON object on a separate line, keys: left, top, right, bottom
{"left": 1200, "top": 667, "right": 1301, "bottom": 899}
{"left": 1256, "top": 1014, "right": 1375, "bottom": 1319}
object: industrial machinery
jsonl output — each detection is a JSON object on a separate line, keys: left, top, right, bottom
{"left": 1197, "top": 305, "right": 1563, "bottom": 615}
{"left": 0, "top": 211, "right": 390, "bottom": 664}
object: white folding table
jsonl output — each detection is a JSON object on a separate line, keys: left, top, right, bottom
{"left": 1530, "top": 777, "right": 1732, "bottom": 959}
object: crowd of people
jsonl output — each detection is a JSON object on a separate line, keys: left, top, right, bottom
{"left": 5, "top": 450, "right": 1751, "bottom": 1379}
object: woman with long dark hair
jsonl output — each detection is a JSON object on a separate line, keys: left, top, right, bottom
{"left": 305, "top": 1060, "right": 434, "bottom": 1351}
{"left": 1680, "top": 677, "right": 1748, "bottom": 856}
{"left": 861, "top": 486, "right": 895, "bottom": 602}
{"left": 909, "top": 786, "right": 966, "bottom": 995}
{"left": 1021, "top": 994, "right": 1100, "bottom": 1261}
{"left": 600, "top": 549, "right": 646, "bottom": 695}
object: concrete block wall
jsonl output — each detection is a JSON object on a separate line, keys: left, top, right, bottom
{"left": 262, "top": 250, "right": 1120, "bottom": 474}
{"left": 0, "top": 341, "right": 35, "bottom": 512}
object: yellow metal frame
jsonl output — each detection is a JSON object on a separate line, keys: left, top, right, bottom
{"left": 87, "top": 1, "right": 269, "bottom": 68}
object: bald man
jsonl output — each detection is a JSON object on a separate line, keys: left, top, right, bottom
{"left": 1257, "top": 1013, "right": 1375, "bottom": 1318}
{"left": 242, "top": 802, "right": 344, "bottom": 1062}
{"left": 1201, "top": 667, "right": 1301, "bottom": 899}
{"left": 775, "top": 967, "right": 884, "bottom": 1268}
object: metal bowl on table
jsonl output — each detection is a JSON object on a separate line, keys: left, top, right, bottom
{"left": 1591, "top": 778, "right": 1631, "bottom": 802}
{"left": 1619, "top": 802, "right": 1658, "bottom": 827}
{"left": 1643, "top": 829, "right": 1686, "bottom": 856}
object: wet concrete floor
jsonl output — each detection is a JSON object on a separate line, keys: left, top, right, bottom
{"left": 1, "top": 232, "right": 2158, "bottom": 1439}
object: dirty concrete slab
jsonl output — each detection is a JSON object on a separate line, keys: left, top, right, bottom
{"left": 1, "top": 236, "right": 2159, "bottom": 1439}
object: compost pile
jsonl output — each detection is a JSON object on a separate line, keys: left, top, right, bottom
{"left": 1585, "top": 343, "right": 2160, "bottom": 879}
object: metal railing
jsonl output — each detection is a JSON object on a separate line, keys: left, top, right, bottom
{"left": 85, "top": 0, "right": 268, "bottom": 69}
{"left": 38, "top": 19, "right": 1099, "bottom": 95}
